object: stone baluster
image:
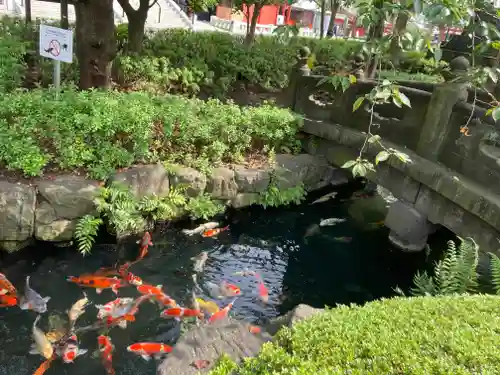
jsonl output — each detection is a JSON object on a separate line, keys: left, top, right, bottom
{"left": 416, "top": 56, "right": 470, "bottom": 161}
{"left": 287, "top": 46, "right": 311, "bottom": 109}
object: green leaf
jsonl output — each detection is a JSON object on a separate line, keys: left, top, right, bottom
{"left": 397, "top": 92, "right": 411, "bottom": 108}
{"left": 484, "top": 67, "right": 498, "bottom": 83}
{"left": 492, "top": 107, "right": 500, "bottom": 122}
{"left": 349, "top": 75, "right": 357, "bottom": 84}
{"left": 341, "top": 160, "right": 357, "bottom": 169}
{"left": 367, "top": 134, "right": 381, "bottom": 143}
{"left": 352, "top": 163, "right": 367, "bottom": 177}
{"left": 394, "top": 151, "right": 412, "bottom": 163}
{"left": 392, "top": 96, "right": 402, "bottom": 107}
{"left": 434, "top": 48, "right": 442, "bottom": 62}
{"left": 375, "top": 151, "right": 390, "bottom": 165}
{"left": 352, "top": 97, "right": 365, "bottom": 112}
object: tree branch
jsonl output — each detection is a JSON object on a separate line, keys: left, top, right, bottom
{"left": 117, "top": 0, "right": 136, "bottom": 16}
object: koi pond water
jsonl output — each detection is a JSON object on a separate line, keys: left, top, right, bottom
{"left": 0, "top": 182, "right": 448, "bottom": 375}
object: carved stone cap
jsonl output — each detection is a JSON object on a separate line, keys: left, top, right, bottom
{"left": 443, "top": 56, "right": 471, "bottom": 82}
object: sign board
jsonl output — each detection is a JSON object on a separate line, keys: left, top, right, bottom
{"left": 276, "top": 15, "right": 285, "bottom": 25}
{"left": 39, "top": 24, "right": 73, "bottom": 63}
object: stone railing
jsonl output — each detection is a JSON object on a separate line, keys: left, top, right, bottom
{"left": 287, "top": 48, "right": 500, "bottom": 252}
{"left": 209, "top": 16, "right": 316, "bottom": 38}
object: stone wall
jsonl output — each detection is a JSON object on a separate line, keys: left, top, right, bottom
{"left": 0, "top": 154, "right": 345, "bottom": 253}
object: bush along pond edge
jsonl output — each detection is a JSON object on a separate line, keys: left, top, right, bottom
{"left": 0, "top": 153, "right": 348, "bottom": 254}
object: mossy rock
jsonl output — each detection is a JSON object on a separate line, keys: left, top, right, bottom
{"left": 210, "top": 295, "right": 500, "bottom": 374}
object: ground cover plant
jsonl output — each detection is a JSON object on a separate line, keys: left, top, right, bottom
{"left": 0, "top": 88, "right": 302, "bottom": 180}
{"left": 210, "top": 294, "right": 500, "bottom": 374}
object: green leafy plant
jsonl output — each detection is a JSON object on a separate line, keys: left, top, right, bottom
{"left": 74, "top": 215, "right": 103, "bottom": 255}
{"left": 0, "top": 88, "right": 300, "bottom": 179}
{"left": 490, "top": 252, "right": 500, "bottom": 295}
{"left": 258, "top": 175, "right": 306, "bottom": 208}
{"left": 410, "top": 237, "right": 480, "bottom": 296}
{"left": 184, "top": 193, "right": 225, "bottom": 220}
{"left": 137, "top": 189, "right": 187, "bottom": 221}
{"left": 209, "top": 295, "right": 500, "bottom": 374}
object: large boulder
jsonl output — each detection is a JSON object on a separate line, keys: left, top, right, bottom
{"left": 0, "top": 181, "right": 36, "bottom": 252}
{"left": 233, "top": 166, "right": 270, "bottom": 193}
{"left": 265, "top": 304, "right": 324, "bottom": 335}
{"left": 34, "top": 201, "right": 76, "bottom": 242}
{"left": 168, "top": 165, "right": 207, "bottom": 197}
{"left": 206, "top": 167, "right": 238, "bottom": 199}
{"left": 157, "top": 318, "right": 272, "bottom": 375}
{"left": 36, "top": 175, "right": 99, "bottom": 219}
{"left": 35, "top": 175, "right": 99, "bottom": 242}
{"left": 109, "top": 164, "right": 170, "bottom": 199}
{"left": 273, "top": 154, "right": 341, "bottom": 191}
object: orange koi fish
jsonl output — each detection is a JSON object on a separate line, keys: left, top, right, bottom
{"left": 137, "top": 284, "right": 176, "bottom": 306}
{"left": 201, "top": 225, "right": 229, "bottom": 238}
{"left": 136, "top": 232, "right": 153, "bottom": 261}
{"left": 257, "top": 280, "right": 269, "bottom": 304}
{"left": 0, "top": 273, "right": 17, "bottom": 295}
{"left": 208, "top": 298, "right": 236, "bottom": 323}
{"left": 248, "top": 325, "right": 261, "bottom": 334}
{"left": 126, "top": 342, "right": 173, "bottom": 361}
{"left": 161, "top": 307, "right": 204, "bottom": 320}
{"left": 98, "top": 335, "right": 115, "bottom": 375}
{"left": 66, "top": 275, "right": 124, "bottom": 294}
{"left": 0, "top": 294, "right": 18, "bottom": 307}
{"left": 33, "top": 355, "right": 55, "bottom": 375}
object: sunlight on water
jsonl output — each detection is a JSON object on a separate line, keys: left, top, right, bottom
{"left": 0, "top": 184, "right": 431, "bottom": 375}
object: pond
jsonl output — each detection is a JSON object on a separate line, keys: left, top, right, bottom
{"left": 0, "top": 182, "right": 445, "bottom": 375}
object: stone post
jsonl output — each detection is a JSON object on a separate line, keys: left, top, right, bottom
{"left": 384, "top": 200, "right": 437, "bottom": 252}
{"left": 287, "top": 46, "right": 311, "bottom": 109}
{"left": 416, "top": 56, "right": 470, "bottom": 161}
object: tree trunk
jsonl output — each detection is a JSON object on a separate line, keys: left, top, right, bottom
{"left": 365, "top": 12, "right": 384, "bottom": 79}
{"left": 245, "top": 4, "right": 262, "bottom": 45}
{"left": 319, "top": 0, "right": 326, "bottom": 39}
{"left": 388, "top": 11, "right": 409, "bottom": 67}
{"left": 326, "top": 0, "right": 340, "bottom": 37}
{"left": 127, "top": 11, "right": 149, "bottom": 54}
{"left": 75, "top": 0, "right": 116, "bottom": 90}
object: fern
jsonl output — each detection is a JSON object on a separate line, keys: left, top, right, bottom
{"left": 185, "top": 193, "right": 225, "bottom": 220}
{"left": 75, "top": 215, "right": 103, "bottom": 255}
{"left": 411, "top": 237, "right": 479, "bottom": 296}
{"left": 489, "top": 252, "right": 500, "bottom": 295}
{"left": 137, "top": 189, "right": 187, "bottom": 221}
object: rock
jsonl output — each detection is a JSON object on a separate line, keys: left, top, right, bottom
{"left": 157, "top": 318, "right": 271, "bottom": 375}
{"left": 34, "top": 202, "right": 76, "bottom": 241}
{"left": 169, "top": 165, "right": 207, "bottom": 197}
{"left": 0, "top": 182, "right": 36, "bottom": 251}
{"left": 273, "top": 154, "right": 339, "bottom": 191}
{"left": 231, "top": 193, "right": 259, "bottom": 208}
{"left": 109, "top": 164, "right": 169, "bottom": 199}
{"left": 0, "top": 239, "right": 34, "bottom": 253}
{"left": 233, "top": 166, "right": 270, "bottom": 193}
{"left": 265, "top": 304, "right": 324, "bottom": 336}
{"left": 37, "top": 175, "right": 99, "bottom": 219}
{"left": 206, "top": 167, "right": 238, "bottom": 199}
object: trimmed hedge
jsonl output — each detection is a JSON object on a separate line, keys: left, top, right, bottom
{"left": 139, "top": 29, "right": 362, "bottom": 91}
{"left": 211, "top": 295, "right": 500, "bottom": 374}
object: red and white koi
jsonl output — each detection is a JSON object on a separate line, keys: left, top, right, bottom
{"left": 136, "top": 232, "right": 153, "bottom": 261}
{"left": 208, "top": 298, "right": 236, "bottom": 324}
{"left": 201, "top": 225, "right": 229, "bottom": 238}
{"left": 58, "top": 334, "right": 87, "bottom": 363}
{"left": 126, "top": 342, "right": 173, "bottom": 361}
{"left": 98, "top": 335, "right": 115, "bottom": 375}
{"left": 160, "top": 306, "right": 204, "bottom": 321}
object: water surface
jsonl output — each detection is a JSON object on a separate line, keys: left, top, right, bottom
{"left": 0, "top": 183, "right": 432, "bottom": 375}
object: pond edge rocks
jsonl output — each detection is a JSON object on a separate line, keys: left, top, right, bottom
{"left": 157, "top": 304, "right": 324, "bottom": 375}
{"left": 0, "top": 153, "right": 348, "bottom": 253}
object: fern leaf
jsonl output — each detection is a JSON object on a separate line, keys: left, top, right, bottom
{"left": 489, "top": 252, "right": 500, "bottom": 295}
{"left": 75, "top": 215, "right": 103, "bottom": 256}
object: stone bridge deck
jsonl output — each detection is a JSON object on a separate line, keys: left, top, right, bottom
{"left": 288, "top": 55, "right": 500, "bottom": 253}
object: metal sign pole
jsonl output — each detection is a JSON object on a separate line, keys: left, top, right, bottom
{"left": 53, "top": 60, "right": 61, "bottom": 98}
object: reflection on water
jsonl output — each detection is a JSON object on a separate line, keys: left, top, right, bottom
{"left": 0, "top": 183, "right": 435, "bottom": 375}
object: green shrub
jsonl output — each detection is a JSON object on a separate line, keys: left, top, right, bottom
{"left": 0, "top": 88, "right": 301, "bottom": 179}
{"left": 144, "top": 29, "right": 362, "bottom": 93}
{"left": 213, "top": 295, "right": 500, "bottom": 374}
{"left": 0, "top": 16, "right": 29, "bottom": 91}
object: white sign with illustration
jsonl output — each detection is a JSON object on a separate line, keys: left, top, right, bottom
{"left": 39, "top": 24, "right": 73, "bottom": 63}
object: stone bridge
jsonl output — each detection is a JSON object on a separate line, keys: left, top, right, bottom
{"left": 288, "top": 53, "right": 500, "bottom": 254}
